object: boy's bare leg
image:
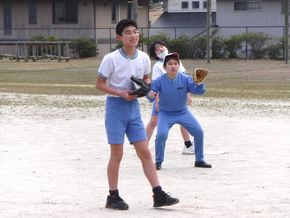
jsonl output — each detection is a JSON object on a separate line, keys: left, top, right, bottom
{"left": 133, "top": 140, "right": 160, "bottom": 187}
{"left": 134, "top": 140, "right": 179, "bottom": 207}
{"left": 105, "top": 144, "right": 129, "bottom": 210}
{"left": 107, "top": 144, "right": 123, "bottom": 190}
{"left": 146, "top": 115, "right": 158, "bottom": 142}
{"left": 180, "top": 126, "right": 190, "bottom": 142}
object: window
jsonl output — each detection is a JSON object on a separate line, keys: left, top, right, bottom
{"left": 203, "top": 1, "right": 207, "bottom": 9}
{"left": 137, "top": 0, "right": 143, "bottom": 7}
{"left": 112, "top": 0, "right": 117, "bottom": 24}
{"left": 3, "top": 2, "right": 12, "bottom": 35}
{"left": 28, "top": 0, "right": 37, "bottom": 24}
{"left": 235, "top": 2, "right": 247, "bottom": 10}
{"left": 53, "top": 0, "right": 78, "bottom": 24}
{"left": 192, "top": 1, "right": 200, "bottom": 9}
{"left": 128, "top": 1, "right": 133, "bottom": 19}
{"left": 281, "top": 0, "right": 290, "bottom": 14}
{"left": 234, "top": 0, "right": 262, "bottom": 11}
{"left": 181, "top": 1, "right": 189, "bottom": 9}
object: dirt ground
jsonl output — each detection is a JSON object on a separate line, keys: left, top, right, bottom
{"left": 0, "top": 92, "right": 290, "bottom": 218}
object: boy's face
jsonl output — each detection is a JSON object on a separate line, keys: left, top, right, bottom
{"left": 117, "top": 26, "right": 140, "bottom": 47}
{"left": 164, "top": 59, "right": 179, "bottom": 76}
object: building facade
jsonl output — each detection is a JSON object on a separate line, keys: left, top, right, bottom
{"left": 216, "top": 0, "right": 289, "bottom": 37}
{"left": 165, "top": 0, "right": 216, "bottom": 12}
{"left": 0, "top": 0, "right": 149, "bottom": 56}
{"left": 151, "top": 0, "right": 216, "bottom": 38}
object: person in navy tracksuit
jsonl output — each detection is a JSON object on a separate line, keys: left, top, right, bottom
{"left": 149, "top": 52, "right": 212, "bottom": 170}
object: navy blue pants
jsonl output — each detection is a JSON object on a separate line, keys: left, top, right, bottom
{"left": 155, "top": 108, "right": 205, "bottom": 164}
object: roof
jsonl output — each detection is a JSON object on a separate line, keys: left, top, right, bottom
{"left": 152, "top": 12, "right": 217, "bottom": 28}
{"left": 149, "top": 6, "right": 164, "bottom": 24}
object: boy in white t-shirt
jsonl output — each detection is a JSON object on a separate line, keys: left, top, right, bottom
{"left": 96, "top": 19, "right": 179, "bottom": 210}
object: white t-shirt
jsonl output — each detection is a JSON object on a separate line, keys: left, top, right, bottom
{"left": 151, "top": 59, "right": 187, "bottom": 81}
{"left": 98, "top": 49, "right": 151, "bottom": 95}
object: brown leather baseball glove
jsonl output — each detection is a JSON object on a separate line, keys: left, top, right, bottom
{"left": 193, "top": 68, "right": 208, "bottom": 85}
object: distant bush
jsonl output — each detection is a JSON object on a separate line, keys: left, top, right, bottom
{"left": 31, "top": 34, "right": 46, "bottom": 41}
{"left": 31, "top": 34, "right": 58, "bottom": 41}
{"left": 192, "top": 36, "right": 207, "bottom": 59}
{"left": 223, "top": 34, "right": 244, "bottom": 58}
{"left": 170, "top": 35, "right": 194, "bottom": 59}
{"left": 243, "top": 32, "right": 270, "bottom": 59}
{"left": 148, "top": 32, "right": 283, "bottom": 60}
{"left": 70, "top": 38, "right": 98, "bottom": 58}
{"left": 212, "top": 37, "right": 226, "bottom": 59}
{"left": 145, "top": 33, "right": 171, "bottom": 49}
{"left": 266, "top": 38, "right": 283, "bottom": 59}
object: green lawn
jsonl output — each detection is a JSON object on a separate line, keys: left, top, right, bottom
{"left": 0, "top": 58, "right": 289, "bottom": 99}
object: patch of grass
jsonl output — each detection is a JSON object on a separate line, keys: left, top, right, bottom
{"left": 0, "top": 58, "right": 290, "bottom": 99}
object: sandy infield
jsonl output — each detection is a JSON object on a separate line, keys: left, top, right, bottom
{"left": 0, "top": 93, "right": 290, "bottom": 218}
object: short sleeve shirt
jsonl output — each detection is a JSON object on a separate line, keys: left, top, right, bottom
{"left": 98, "top": 49, "right": 151, "bottom": 94}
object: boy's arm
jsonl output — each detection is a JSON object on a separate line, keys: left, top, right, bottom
{"left": 191, "top": 83, "right": 206, "bottom": 95}
{"left": 148, "top": 79, "right": 159, "bottom": 99}
{"left": 96, "top": 76, "right": 136, "bottom": 101}
{"left": 188, "top": 77, "right": 206, "bottom": 95}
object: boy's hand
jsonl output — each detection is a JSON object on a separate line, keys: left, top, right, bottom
{"left": 120, "top": 90, "right": 137, "bottom": 101}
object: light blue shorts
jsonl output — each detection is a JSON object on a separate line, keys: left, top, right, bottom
{"left": 105, "top": 97, "right": 147, "bottom": 145}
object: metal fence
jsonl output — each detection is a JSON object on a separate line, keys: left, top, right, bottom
{"left": 0, "top": 25, "right": 289, "bottom": 58}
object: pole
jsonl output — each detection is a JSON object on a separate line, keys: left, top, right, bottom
{"left": 207, "top": 0, "right": 212, "bottom": 64}
{"left": 285, "top": 0, "right": 289, "bottom": 64}
{"left": 93, "top": 0, "right": 96, "bottom": 43}
{"left": 133, "top": 0, "right": 138, "bottom": 21}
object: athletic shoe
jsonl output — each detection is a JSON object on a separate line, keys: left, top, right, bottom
{"left": 195, "top": 161, "right": 212, "bottom": 168}
{"left": 182, "top": 145, "right": 194, "bottom": 155}
{"left": 153, "top": 191, "right": 179, "bottom": 207}
{"left": 155, "top": 162, "right": 162, "bottom": 170}
{"left": 105, "top": 195, "right": 129, "bottom": 210}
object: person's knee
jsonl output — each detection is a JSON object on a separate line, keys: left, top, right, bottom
{"left": 136, "top": 145, "right": 152, "bottom": 160}
{"left": 111, "top": 154, "right": 123, "bottom": 163}
{"left": 141, "top": 147, "right": 152, "bottom": 160}
{"left": 194, "top": 127, "right": 204, "bottom": 138}
{"left": 156, "top": 131, "right": 168, "bottom": 143}
{"left": 148, "top": 119, "right": 157, "bottom": 128}
{"left": 110, "top": 148, "right": 123, "bottom": 163}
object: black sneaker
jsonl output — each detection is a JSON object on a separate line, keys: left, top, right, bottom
{"left": 155, "top": 163, "right": 162, "bottom": 170}
{"left": 105, "top": 195, "right": 129, "bottom": 210}
{"left": 195, "top": 161, "right": 212, "bottom": 168}
{"left": 153, "top": 191, "right": 179, "bottom": 207}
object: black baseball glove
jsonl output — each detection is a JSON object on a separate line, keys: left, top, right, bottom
{"left": 129, "top": 75, "right": 151, "bottom": 98}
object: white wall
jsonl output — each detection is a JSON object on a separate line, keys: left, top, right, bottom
{"left": 167, "top": 0, "right": 216, "bottom": 13}
{"left": 216, "top": 0, "right": 285, "bottom": 37}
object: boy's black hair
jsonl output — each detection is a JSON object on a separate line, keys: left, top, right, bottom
{"left": 149, "top": 40, "right": 167, "bottom": 60}
{"left": 163, "top": 52, "right": 180, "bottom": 67}
{"left": 116, "top": 19, "right": 138, "bottom": 36}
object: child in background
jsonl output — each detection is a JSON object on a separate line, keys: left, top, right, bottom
{"left": 149, "top": 52, "right": 212, "bottom": 170}
{"left": 146, "top": 41, "right": 194, "bottom": 157}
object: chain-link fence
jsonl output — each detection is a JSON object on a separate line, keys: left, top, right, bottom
{"left": 1, "top": 25, "right": 289, "bottom": 59}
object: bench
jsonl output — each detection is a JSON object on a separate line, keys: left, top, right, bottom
{"left": 0, "top": 41, "right": 71, "bottom": 62}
